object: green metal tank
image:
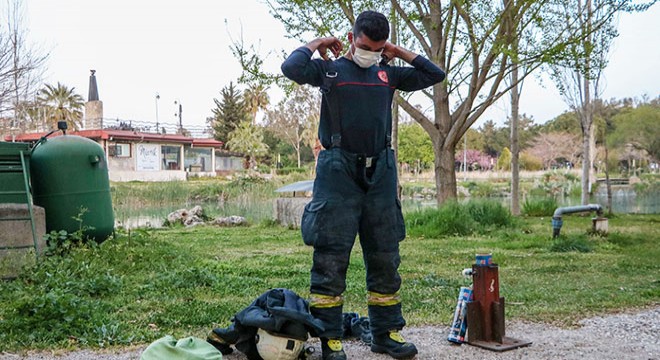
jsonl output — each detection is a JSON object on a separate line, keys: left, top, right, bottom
{"left": 30, "top": 135, "right": 114, "bottom": 242}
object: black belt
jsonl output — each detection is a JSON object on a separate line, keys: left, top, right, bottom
{"left": 356, "top": 154, "right": 376, "bottom": 168}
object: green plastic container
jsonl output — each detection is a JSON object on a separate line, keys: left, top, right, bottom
{"left": 30, "top": 135, "right": 114, "bottom": 242}
{"left": 0, "top": 142, "right": 31, "bottom": 204}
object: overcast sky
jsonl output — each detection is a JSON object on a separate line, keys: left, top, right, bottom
{"left": 23, "top": 1, "right": 660, "bottom": 131}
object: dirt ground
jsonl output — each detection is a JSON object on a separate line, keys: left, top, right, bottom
{"left": 3, "top": 306, "right": 658, "bottom": 360}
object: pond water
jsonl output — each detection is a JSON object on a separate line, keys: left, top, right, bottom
{"left": 113, "top": 185, "right": 658, "bottom": 229}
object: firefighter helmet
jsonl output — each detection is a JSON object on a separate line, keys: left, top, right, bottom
{"left": 255, "top": 328, "right": 305, "bottom": 360}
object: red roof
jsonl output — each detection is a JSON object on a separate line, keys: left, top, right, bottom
{"left": 4, "top": 129, "right": 223, "bottom": 148}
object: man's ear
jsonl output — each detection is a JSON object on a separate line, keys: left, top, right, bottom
{"left": 347, "top": 31, "right": 354, "bottom": 44}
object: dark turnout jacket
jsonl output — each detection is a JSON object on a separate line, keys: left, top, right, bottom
{"left": 281, "top": 47, "right": 445, "bottom": 156}
{"left": 210, "top": 288, "right": 324, "bottom": 360}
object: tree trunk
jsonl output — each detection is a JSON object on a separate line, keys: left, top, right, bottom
{"left": 581, "top": 0, "right": 594, "bottom": 206}
{"left": 509, "top": 63, "right": 520, "bottom": 214}
{"left": 581, "top": 117, "right": 592, "bottom": 205}
{"left": 297, "top": 146, "right": 301, "bottom": 168}
{"left": 589, "top": 123, "right": 597, "bottom": 193}
{"left": 604, "top": 141, "right": 612, "bottom": 215}
{"left": 506, "top": 0, "right": 520, "bottom": 216}
{"left": 435, "top": 145, "right": 458, "bottom": 204}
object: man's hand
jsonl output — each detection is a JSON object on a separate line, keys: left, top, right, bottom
{"left": 305, "top": 37, "right": 343, "bottom": 60}
{"left": 381, "top": 42, "right": 418, "bottom": 64}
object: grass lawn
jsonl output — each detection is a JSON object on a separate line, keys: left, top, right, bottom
{"left": 0, "top": 213, "right": 658, "bottom": 351}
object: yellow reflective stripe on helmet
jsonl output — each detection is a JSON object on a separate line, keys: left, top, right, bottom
{"left": 309, "top": 293, "right": 344, "bottom": 308}
{"left": 367, "top": 291, "right": 401, "bottom": 306}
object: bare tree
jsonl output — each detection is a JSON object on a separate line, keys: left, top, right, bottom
{"left": 234, "top": 0, "right": 628, "bottom": 204}
{"left": 550, "top": 0, "right": 653, "bottom": 204}
{"left": 0, "top": 0, "right": 48, "bottom": 134}
{"left": 528, "top": 132, "right": 582, "bottom": 170}
{"left": 264, "top": 85, "right": 320, "bottom": 168}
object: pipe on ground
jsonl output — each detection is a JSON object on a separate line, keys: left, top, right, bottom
{"left": 552, "top": 204, "right": 603, "bottom": 238}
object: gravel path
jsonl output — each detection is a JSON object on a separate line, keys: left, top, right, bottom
{"left": 3, "top": 306, "right": 658, "bottom": 360}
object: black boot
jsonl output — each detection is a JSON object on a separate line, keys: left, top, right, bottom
{"left": 371, "top": 330, "right": 417, "bottom": 359}
{"left": 206, "top": 327, "right": 238, "bottom": 355}
{"left": 321, "top": 338, "right": 347, "bottom": 360}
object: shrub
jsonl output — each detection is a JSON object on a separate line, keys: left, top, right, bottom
{"left": 522, "top": 198, "right": 559, "bottom": 217}
{"left": 406, "top": 200, "right": 513, "bottom": 237}
{"left": 465, "top": 181, "right": 497, "bottom": 197}
{"left": 520, "top": 152, "right": 543, "bottom": 171}
{"left": 406, "top": 202, "right": 476, "bottom": 237}
{"left": 465, "top": 200, "right": 513, "bottom": 228}
{"left": 536, "top": 171, "right": 580, "bottom": 197}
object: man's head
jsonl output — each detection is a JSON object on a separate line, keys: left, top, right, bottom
{"left": 348, "top": 11, "right": 389, "bottom": 68}
{"left": 353, "top": 10, "right": 389, "bottom": 42}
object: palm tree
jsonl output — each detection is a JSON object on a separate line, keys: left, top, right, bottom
{"left": 37, "top": 82, "right": 84, "bottom": 130}
{"left": 243, "top": 84, "right": 269, "bottom": 125}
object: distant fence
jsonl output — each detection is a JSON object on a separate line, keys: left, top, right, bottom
{"left": 102, "top": 118, "right": 212, "bottom": 138}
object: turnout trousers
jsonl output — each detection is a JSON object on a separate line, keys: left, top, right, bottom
{"left": 301, "top": 147, "right": 407, "bottom": 339}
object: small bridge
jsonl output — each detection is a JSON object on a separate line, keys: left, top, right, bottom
{"left": 596, "top": 178, "right": 629, "bottom": 185}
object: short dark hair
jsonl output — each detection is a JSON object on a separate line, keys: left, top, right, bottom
{"left": 353, "top": 10, "right": 389, "bottom": 42}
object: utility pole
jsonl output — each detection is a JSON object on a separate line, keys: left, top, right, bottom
{"left": 155, "top": 93, "right": 160, "bottom": 133}
{"left": 174, "top": 100, "right": 183, "bottom": 133}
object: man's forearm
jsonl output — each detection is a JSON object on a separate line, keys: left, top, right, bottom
{"left": 393, "top": 46, "right": 419, "bottom": 64}
{"left": 304, "top": 38, "right": 324, "bottom": 54}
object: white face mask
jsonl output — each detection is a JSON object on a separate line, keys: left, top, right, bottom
{"left": 352, "top": 46, "right": 383, "bottom": 68}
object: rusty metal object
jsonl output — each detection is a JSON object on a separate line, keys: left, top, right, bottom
{"left": 466, "top": 263, "right": 532, "bottom": 351}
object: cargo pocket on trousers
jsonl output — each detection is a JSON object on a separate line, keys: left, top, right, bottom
{"left": 394, "top": 199, "right": 406, "bottom": 241}
{"left": 301, "top": 200, "right": 327, "bottom": 246}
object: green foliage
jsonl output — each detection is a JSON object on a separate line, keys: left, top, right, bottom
{"left": 465, "top": 200, "right": 514, "bottom": 228}
{"left": 522, "top": 198, "right": 559, "bottom": 217}
{"left": 37, "top": 82, "right": 85, "bottom": 130}
{"left": 406, "top": 202, "right": 476, "bottom": 237}
{"left": 549, "top": 235, "right": 593, "bottom": 253}
{"left": 464, "top": 181, "right": 497, "bottom": 197}
{"left": 535, "top": 171, "right": 580, "bottom": 198}
{"left": 520, "top": 152, "right": 543, "bottom": 171}
{"left": 497, "top": 147, "right": 512, "bottom": 171}
{"left": 398, "top": 122, "right": 434, "bottom": 168}
{"left": 208, "top": 82, "right": 249, "bottom": 142}
{"left": 633, "top": 174, "right": 660, "bottom": 196}
{"left": 226, "top": 121, "right": 269, "bottom": 159}
{"left": 0, "top": 215, "right": 658, "bottom": 350}
{"left": 406, "top": 200, "right": 513, "bottom": 237}
{"left": 541, "top": 111, "right": 581, "bottom": 134}
{"left": 608, "top": 104, "right": 660, "bottom": 160}
{"left": 43, "top": 208, "right": 97, "bottom": 256}
{"left": 479, "top": 120, "right": 509, "bottom": 157}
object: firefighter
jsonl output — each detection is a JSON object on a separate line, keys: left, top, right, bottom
{"left": 281, "top": 10, "right": 445, "bottom": 360}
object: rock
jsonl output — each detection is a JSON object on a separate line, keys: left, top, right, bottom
{"left": 189, "top": 205, "right": 204, "bottom": 217}
{"left": 166, "top": 208, "right": 189, "bottom": 224}
{"left": 212, "top": 215, "right": 247, "bottom": 227}
{"left": 166, "top": 207, "right": 206, "bottom": 227}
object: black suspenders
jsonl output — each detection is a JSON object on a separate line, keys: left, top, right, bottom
{"left": 320, "top": 60, "right": 342, "bottom": 149}
{"left": 319, "top": 60, "right": 392, "bottom": 152}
